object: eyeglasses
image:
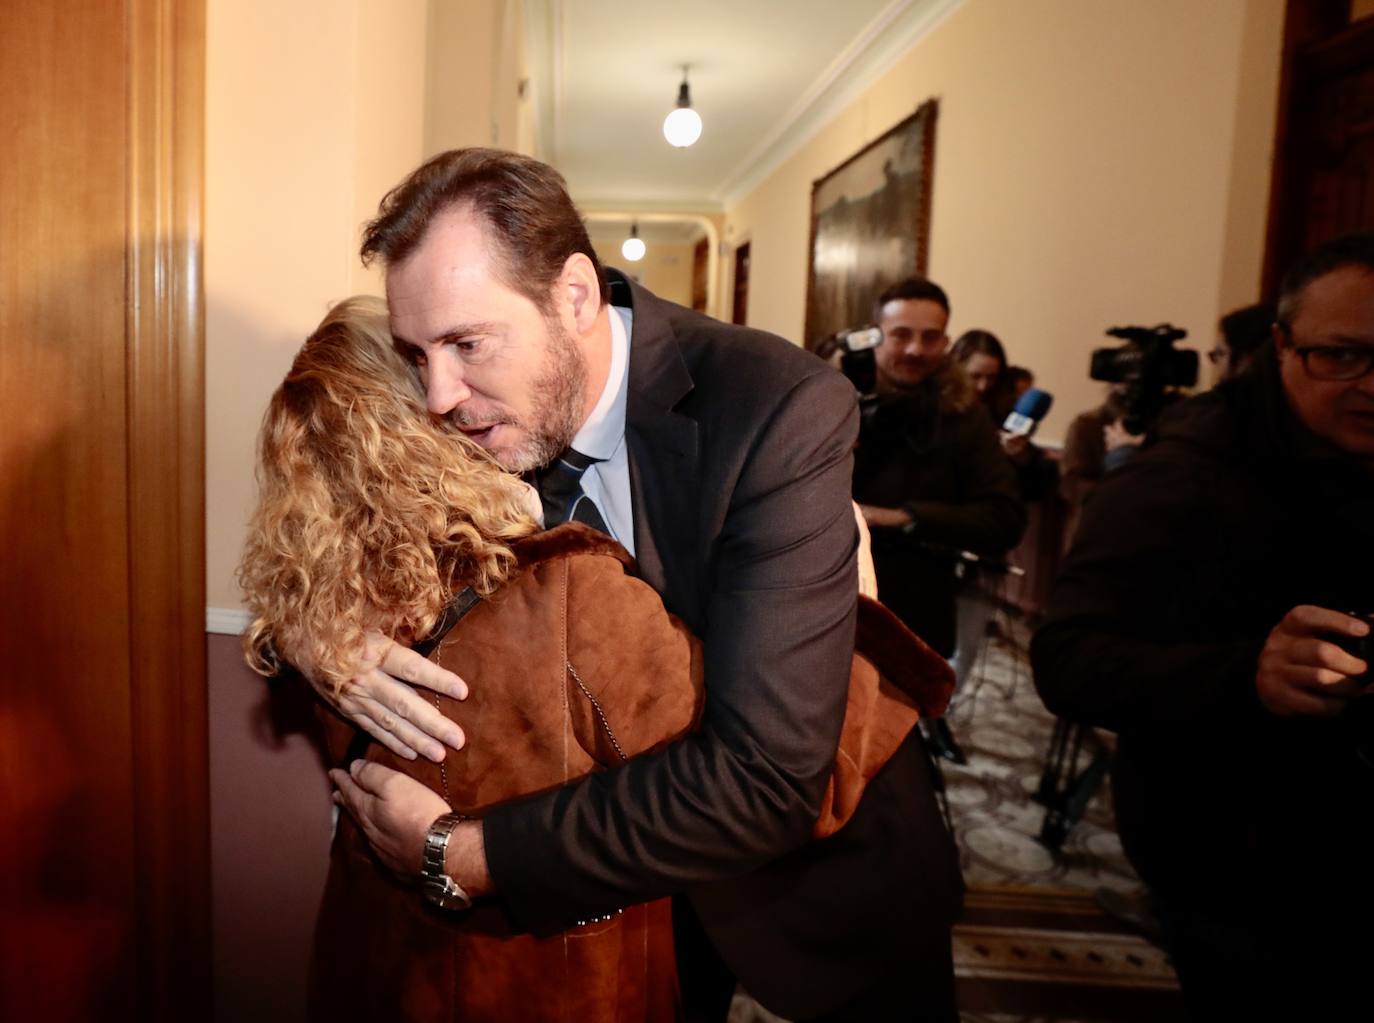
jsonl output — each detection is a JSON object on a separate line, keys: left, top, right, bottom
{"left": 1292, "top": 346, "right": 1374, "bottom": 381}
{"left": 1278, "top": 323, "right": 1374, "bottom": 381}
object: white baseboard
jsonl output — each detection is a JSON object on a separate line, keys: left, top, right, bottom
{"left": 206, "top": 607, "right": 253, "bottom": 636}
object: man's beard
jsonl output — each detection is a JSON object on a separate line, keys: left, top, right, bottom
{"left": 457, "top": 317, "right": 587, "bottom": 474}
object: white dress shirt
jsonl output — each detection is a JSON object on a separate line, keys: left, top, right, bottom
{"left": 566, "top": 304, "right": 635, "bottom": 555}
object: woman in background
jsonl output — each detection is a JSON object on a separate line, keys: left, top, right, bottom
{"left": 946, "top": 331, "right": 1056, "bottom": 708}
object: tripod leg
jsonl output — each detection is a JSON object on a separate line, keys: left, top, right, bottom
{"left": 1034, "top": 717, "right": 1071, "bottom": 806}
{"left": 1058, "top": 750, "right": 1112, "bottom": 835}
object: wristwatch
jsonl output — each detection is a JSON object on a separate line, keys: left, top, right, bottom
{"left": 420, "top": 812, "right": 472, "bottom": 911}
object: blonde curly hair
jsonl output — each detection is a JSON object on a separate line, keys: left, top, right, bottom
{"left": 238, "top": 296, "right": 539, "bottom": 690}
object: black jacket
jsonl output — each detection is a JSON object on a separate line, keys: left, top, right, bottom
{"left": 484, "top": 274, "right": 962, "bottom": 1017}
{"left": 1032, "top": 349, "right": 1374, "bottom": 915}
{"left": 853, "top": 371, "right": 1027, "bottom": 655}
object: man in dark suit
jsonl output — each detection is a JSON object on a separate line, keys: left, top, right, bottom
{"left": 320, "top": 149, "right": 962, "bottom": 1020}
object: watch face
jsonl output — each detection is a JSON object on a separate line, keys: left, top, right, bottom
{"left": 442, "top": 882, "right": 472, "bottom": 911}
{"left": 423, "top": 873, "right": 470, "bottom": 911}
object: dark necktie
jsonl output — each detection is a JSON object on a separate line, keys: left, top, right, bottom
{"left": 534, "top": 447, "right": 610, "bottom": 535}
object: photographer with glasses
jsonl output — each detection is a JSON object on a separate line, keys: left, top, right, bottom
{"left": 1032, "top": 232, "right": 1374, "bottom": 1017}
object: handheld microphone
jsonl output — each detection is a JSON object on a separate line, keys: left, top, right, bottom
{"left": 1002, "top": 387, "right": 1053, "bottom": 437}
{"left": 816, "top": 326, "right": 883, "bottom": 360}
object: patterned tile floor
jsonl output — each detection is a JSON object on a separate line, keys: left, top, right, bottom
{"left": 943, "top": 632, "right": 1141, "bottom": 895}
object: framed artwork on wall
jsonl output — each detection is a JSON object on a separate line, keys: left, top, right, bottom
{"left": 804, "top": 99, "right": 938, "bottom": 350}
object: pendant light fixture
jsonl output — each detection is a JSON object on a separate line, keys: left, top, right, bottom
{"left": 621, "top": 222, "right": 645, "bottom": 262}
{"left": 662, "top": 66, "right": 702, "bottom": 148}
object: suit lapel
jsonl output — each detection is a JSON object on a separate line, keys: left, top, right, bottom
{"left": 611, "top": 273, "right": 700, "bottom": 611}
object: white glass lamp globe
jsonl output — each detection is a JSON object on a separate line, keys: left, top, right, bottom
{"left": 663, "top": 106, "right": 702, "bottom": 148}
{"left": 621, "top": 235, "right": 646, "bottom": 262}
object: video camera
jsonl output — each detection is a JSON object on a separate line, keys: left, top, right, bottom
{"left": 1090, "top": 324, "right": 1198, "bottom": 433}
{"left": 816, "top": 326, "right": 883, "bottom": 395}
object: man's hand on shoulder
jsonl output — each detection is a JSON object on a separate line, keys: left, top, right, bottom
{"left": 301, "top": 629, "right": 469, "bottom": 762}
{"left": 1256, "top": 605, "right": 1370, "bottom": 716}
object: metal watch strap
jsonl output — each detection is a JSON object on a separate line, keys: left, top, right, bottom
{"left": 421, "top": 812, "right": 472, "bottom": 911}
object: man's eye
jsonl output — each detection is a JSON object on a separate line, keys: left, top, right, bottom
{"left": 453, "top": 337, "right": 485, "bottom": 355}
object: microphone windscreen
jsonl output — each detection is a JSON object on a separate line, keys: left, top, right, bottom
{"left": 1015, "top": 387, "right": 1053, "bottom": 420}
{"left": 1003, "top": 388, "right": 1053, "bottom": 436}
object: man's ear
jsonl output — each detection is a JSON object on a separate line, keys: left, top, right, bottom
{"left": 557, "top": 253, "right": 602, "bottom": 336}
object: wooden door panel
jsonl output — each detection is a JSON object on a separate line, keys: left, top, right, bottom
{"left": 0, "top": 1, "right": 207, "bottom": 1018}
{"left": 1266, "top": 8, "right": 1374, "bottom": 290}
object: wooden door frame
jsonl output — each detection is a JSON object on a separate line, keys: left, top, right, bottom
{"left": 1261, "top": 0, "right": 1355, "bottom": 297}
{"left": 126, "top": 0, "right": 210, "bottom": 1013}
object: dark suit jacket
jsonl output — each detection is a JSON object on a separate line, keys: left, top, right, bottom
{"left": 483, "top": 274, "right": 962, "bottom": 1017}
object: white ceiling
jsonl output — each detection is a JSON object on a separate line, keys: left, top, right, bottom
{"left": 531, "top": 0, "right": 961, "bottom": 211}
{"left": 586, "top": 218, "right": 706, "bottom": 245}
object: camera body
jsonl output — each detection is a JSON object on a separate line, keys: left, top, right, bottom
{"left": 1090, "top": 323, "right": 1199, "bottom": 433}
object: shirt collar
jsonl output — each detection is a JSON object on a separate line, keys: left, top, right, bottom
{"left": 569, "top": 304, "right": 631, "bottom": 460}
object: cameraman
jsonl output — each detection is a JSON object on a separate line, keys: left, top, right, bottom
{"left": 854, "top": 278, "right": 1026, "bottom": 763}
{"left": 1032, "top": 233, "right": 1374, "bottom": 1015}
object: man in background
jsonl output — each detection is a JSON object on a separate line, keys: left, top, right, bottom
{"left": 1033, "top": 232, "right": 1374, "bottom": 1016}
{"left": 853, "top": 277, "right": 1026, "bottom": 763}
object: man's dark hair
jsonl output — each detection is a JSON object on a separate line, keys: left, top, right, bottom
{"left": 1276, "top": 231, "right": 1374, "bottom": 326}
{"left": 360, "top": 148, "right": 607, "bottom": 313}
{"left": 874, "top": 276, "right": 950, "bottom": 319}
{"left": 1219, "top": 302, "right": 1276, "bottom": 359}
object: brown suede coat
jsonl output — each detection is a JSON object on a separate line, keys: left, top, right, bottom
{"left": 309, "top": 525, "right": 952, "bottom": 1021}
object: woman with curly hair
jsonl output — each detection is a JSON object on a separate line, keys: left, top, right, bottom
{"left": 240, "top": 296, "right": 700, "bottom": 1021}
{"left": 239, "top": 297, "right": 951, "bottom": 1022}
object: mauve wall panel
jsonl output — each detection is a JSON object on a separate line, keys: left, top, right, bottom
{"left": 208, "top": 633, "right": 332, "bottom": 1022}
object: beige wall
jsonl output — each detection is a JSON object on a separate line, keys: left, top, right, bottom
{"left": 723, "top": 0, "right": 1285, "bottom": 442}
{"left": 206, "top": 0, "right": 427, "bottom": 609}
{"left": 206, "top": 0, "right": 529, "bottom": 611}
{"left": 592, "top": 235, "right": 701, "bottom": 308}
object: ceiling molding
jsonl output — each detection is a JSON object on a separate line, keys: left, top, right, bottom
{"left": 714, "top": 0, "right": 962, "bottom": 207}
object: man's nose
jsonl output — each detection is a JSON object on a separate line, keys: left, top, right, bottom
{"left": 425, "top": 357, "right": 472, "bottom": 415}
